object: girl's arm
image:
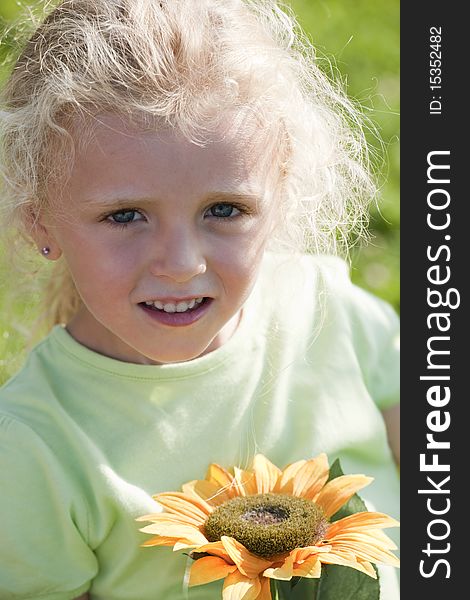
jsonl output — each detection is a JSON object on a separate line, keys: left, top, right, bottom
{"left": 382, "top": 404, "right": 400, "bottom": 467}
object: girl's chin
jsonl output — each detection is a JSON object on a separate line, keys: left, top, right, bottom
{"left": 134, "top": 343, "right": 217, "bottom": 365}
{"left": 66, "top": 300, "right": 243, "bottom": 364}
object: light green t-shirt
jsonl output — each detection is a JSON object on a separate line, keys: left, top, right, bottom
{"left": 0, "top": 253, "right": 400, "bottom": 599}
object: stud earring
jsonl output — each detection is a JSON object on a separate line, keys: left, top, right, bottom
{"left": 41, "top": 247, "right": 51, "bottom": 256}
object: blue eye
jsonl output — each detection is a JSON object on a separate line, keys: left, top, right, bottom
{"left": 208, "top": 204, "right": 241, "bottom": 218}
{"left": 108, "top": 210, "right": 142, "bottom": 225}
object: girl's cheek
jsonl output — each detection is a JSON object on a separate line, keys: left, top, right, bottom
{"left": 213, "top": 241, "right": 262, "bottom": 271}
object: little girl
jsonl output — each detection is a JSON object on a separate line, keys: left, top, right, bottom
{"left": 0, "top": 1, "right": 399, "bottom": 599}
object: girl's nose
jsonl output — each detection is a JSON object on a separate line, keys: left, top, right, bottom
{"left": 148, "top": 227, "right": 207, "bottom": 283}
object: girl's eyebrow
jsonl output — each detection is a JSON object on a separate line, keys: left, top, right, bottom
{"left": 82, "top": 191, "right": 264, "bottom": 208}
{"left": 204, "top": 191, "right": 264, "bottom": 204}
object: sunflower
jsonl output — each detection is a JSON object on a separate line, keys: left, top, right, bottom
{"left": 138, "top": 454, "right": 399, "bottom": 600}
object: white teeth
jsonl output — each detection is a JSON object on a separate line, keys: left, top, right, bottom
{"left": 145, "top": 297, "right": 205, "bottom": 313}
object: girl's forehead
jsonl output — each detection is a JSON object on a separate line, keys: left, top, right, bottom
{"left": 60, "top": 112, "right": 278, "bottom": 201}
{"left": 73, "top": 111, "right": 272, "bottom": 159}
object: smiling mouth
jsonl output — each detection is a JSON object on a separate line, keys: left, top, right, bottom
{"left": 140, "top": 297, "right": 209, "bottom": 314}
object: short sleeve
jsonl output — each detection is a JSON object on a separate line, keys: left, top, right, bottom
{"left": 315, "top": 255, "right": 400, "bottom": 411}
{"left": 366, "top": 302, "right": 400, "bottom": 411}
{"left": 0, "top": 415, "right": 98, "bottom": 599}
{"left": 347, "top": 285, "right": 400, "bottom": 411}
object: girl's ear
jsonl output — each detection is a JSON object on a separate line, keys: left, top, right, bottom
{"left": 21, "top": 204, "right": 63, "bottom": 261}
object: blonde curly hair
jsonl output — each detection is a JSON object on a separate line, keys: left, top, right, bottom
{"left": 0, "top": 0, "right": 375, "bottom": 330}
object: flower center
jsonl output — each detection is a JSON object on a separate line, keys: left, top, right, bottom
{"left": 242, "top": 505, "right": 288, "bottom": 526}
{"left": 204, "top": 493, "right": 328, "bottom": 558}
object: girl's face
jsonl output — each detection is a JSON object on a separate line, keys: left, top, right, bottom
{"left": 39, "top": 114, "right": 276, "bottom": 364}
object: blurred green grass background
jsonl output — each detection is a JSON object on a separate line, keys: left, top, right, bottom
{"left": 0, "top": 0, "right": 399, "bottom": 384}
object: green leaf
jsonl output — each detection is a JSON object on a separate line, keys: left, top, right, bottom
{"left": 276, "top": 578, "right": 320, "bottom": 599}
{"left": 290, "top": 576, "right": 301, "bottom": 589}
{"left": 270, "top": 579, "right": 280, "bottom": 600}
{"left": 311, "top": 564, "right": 379, "bottom": 600}
{"left": 327, "top": 459, "right": 370, "bottom": 522}
{"left": 273, "top": 578, "right": 320, "bottom": 599}
{"left": 271, "top": 579, "right": 292, "bottom": 600}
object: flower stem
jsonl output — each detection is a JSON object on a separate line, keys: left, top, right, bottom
{"left": 270, "top": 580, "right": 291, "bottom": 600}
{"left": 270, "top": 580, "right": 281, "bottom": 600}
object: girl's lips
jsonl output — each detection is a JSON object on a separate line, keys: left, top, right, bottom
{"left": 139, "top": 297, "right": 213, "bottom": 327}
{"left": 146, "top": 296, "right": 205, "bottom": 304}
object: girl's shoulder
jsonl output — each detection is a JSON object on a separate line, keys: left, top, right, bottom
{"left": 0, "top": 384, "right": 95, "bottom": 600}
{"left": 0, "top": 328, "right": 73, "bottom": 437}
{"left": 260, "top": 252, "right": 399, "bottom": 408}
{"left": 261, "top": 251, "right": 397, "bottom": 328}
{"left": 0, "top": 329, "right": 57, "bottom": 399}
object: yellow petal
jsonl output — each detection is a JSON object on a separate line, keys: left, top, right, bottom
{"left": 183, "top": 479, "right": 234, "bottom": 506}
{"left": 329, "top": 533, "right": 400, "bottom": 568}
{"left": 256, "top": 577, "right": 273, "bottom": 600}
{"left": 207, "top": 463, "right": 236, "bottom": 490}
{"left": 221, "top": 536, "right": 273, "bottom": 579}
{"left": 276, "top": 459, "right": 306, "bottom": 493}
{"left": 139, "top": 522, "right": 208, "bottom": 546}
{"left": 357, "top": 559, "right": 377, "bottom": 578}
{"left": 136, "top": 512, "right": 203, "bottom": 528}
{"left": 329, "top": 529, "right": 397, "bottom": 550}
{"left": 289, "top": 545, "right": 332, "bottom": 563}
{"left": 326, "top": 511, "right": 400, "bottom": 538}
{"left": 360, "top": 528, "right": 398, "bottom": 550}
{"left": 263, "top": 554, "right": 294, "bottom": 581}
{"left": 314, "top": 475, "right": 373, "bottom": 518}
{"left": 319, "top": 548, "right": 356, "bottom": 564}
{"left": 189, "top": 556, "right": 237, "bottom": 586}
{"left": 135, "top": 511, "right": 164, "bottom": 522}
{"left": 291, "top": 454, "right": 330, "bottom": 499}
{"left": 233, "top": 467, "right": 258, "bottom": 496}
{"left": 223, "top": 570, "right": 261, "bottom": 600}
{"left": 140, "top": 535, "right": 182, "bottom": 548}
{"left": 193, "top": 540, "right": 233, "bottom": 562}
{"left": 292, "top": 554, "right": 322, "bottom": 578}
{"left": 154, "top": 492, "right": 212, "bottom": 521}
{"left": 141, "top": 535, "right": 202, "bottom": 551}
{"left": 173, "top": 540, "right": 197, "bottom": 551}
{"left": 252, "top": 455, "right": 282, "bottom": 494}
{"left": 318, "top": 550, "right": 377, "bottom": 578}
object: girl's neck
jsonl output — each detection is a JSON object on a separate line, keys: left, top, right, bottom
{"left": 66, "top": 308, "right": 243, "bottom": 366}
